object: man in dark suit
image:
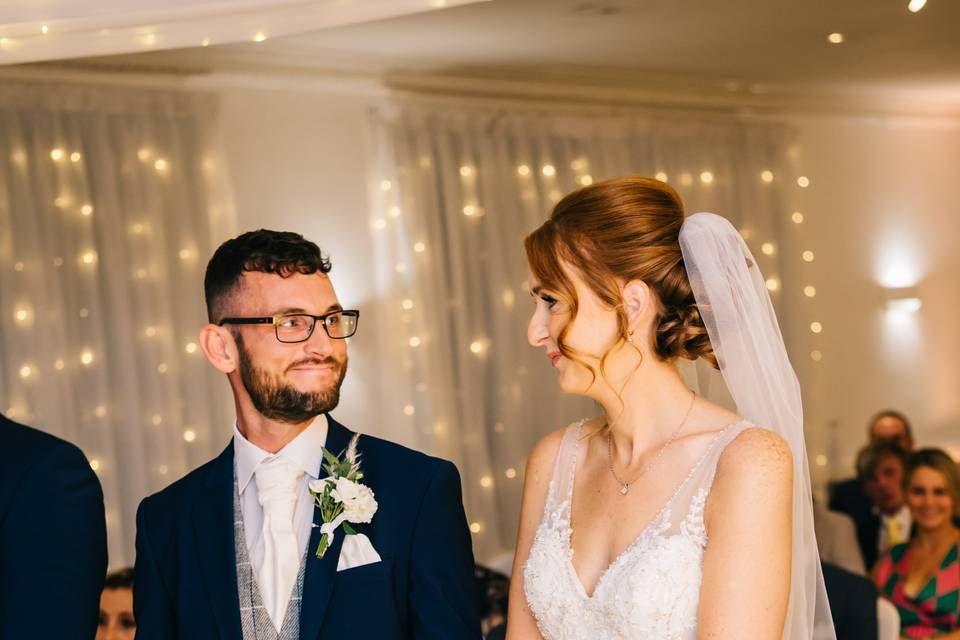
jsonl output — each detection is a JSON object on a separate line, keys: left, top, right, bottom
{"left": 0, "top": 414, "right": 108, "bottom": 638}
{"left": 821, "top": 562, "right": 878, "bottom": 640}
{"left": 829, "top": 409, "right": 914, "bottom": 571}
{"left": 134, "top": 230, "right": 481, "bottom": 639}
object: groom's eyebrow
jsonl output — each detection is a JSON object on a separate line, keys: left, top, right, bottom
{"left": 270, "top": 303, "right": 343, "bottom": 316}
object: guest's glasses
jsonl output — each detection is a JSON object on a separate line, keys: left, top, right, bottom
{"left": 218, "top": 310, "right": 359, "bottom": 343}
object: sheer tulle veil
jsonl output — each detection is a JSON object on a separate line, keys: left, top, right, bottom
{"left": 678, "top": 212, "right": 836, "bottom": 640}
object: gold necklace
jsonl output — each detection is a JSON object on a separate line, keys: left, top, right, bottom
{"left": 606, "top": 391, "right": 696, "bottom": 496}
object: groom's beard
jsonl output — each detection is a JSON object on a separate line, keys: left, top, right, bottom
{"left": 236, "top": 334, "right": 347, "bottom": 423}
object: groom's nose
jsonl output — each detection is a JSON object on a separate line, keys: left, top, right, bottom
{"left": 302, "top": 322, "right": 336, "bottom": 359}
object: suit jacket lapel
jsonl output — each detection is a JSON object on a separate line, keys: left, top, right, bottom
{"left": 300, "top": 415, "right": 354, "bottom": 640}
{"left": 195, "top": 443, "right": 243, "bottom": 639}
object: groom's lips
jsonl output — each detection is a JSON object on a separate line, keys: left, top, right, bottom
{"left": 287, "top": 359, "right": 340, "bottom": 374}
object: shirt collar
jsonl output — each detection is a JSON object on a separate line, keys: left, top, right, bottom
{"left": 880, "top": 504, "right": 912, "bottom": 523}
{"left": 233, "top": 414, "right": 329, "bottom": 495}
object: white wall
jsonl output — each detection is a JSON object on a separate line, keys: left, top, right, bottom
{"left": 783, "top": 114, "right": 960, "bottom": 489}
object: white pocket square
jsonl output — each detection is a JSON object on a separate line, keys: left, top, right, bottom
{"left": 336, "top": 532, "right": 382, "bottom": 572}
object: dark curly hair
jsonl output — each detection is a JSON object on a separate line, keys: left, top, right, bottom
{"left": 524, "top": 176, "right": 717, "bottom": 392}
{"left": 104, "top": 567, "right": 134, "bottom": 590}
{"left": 204, "top": 229, "right": 332, "bottom": 322}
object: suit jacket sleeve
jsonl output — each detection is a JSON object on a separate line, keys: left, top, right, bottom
{"left": 0, "top": 439, "right": 107, "bottom": 639}
{"left": 407, "top": 460, "right": 482, "bottom": 639}
{"left": 133, "top": 497, "right": 176, "bottom": 639}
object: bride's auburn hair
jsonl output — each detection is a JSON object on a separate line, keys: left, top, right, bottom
{"left": 525, "top": 176, "right": 718, "bottom": 385}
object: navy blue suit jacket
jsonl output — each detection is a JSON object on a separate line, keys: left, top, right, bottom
{"left": 134, "top": 415, "right": 481, "bottom": 639}
{"left": 829, "top": 477, "right": 881, "bottom": 570}
{"left": 0, "top": 414, "right": 108, "bottom": 639}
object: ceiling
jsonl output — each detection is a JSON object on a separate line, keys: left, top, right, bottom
{"left": 0, "top": 0, "right": 482, "bottom": 65}
{"left": 18, "top": 0, "right": 960, "bottom": 116}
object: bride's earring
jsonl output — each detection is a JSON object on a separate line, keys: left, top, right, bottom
{"left": 625, "top": 330, "right": 643, "bottom": 366}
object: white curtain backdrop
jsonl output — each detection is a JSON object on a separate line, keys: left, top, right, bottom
{"left": 368, "top": 98, "right": 801, "bottom": 562}
{"left": 0, "top": 79, "right": 234, "bottom": 567}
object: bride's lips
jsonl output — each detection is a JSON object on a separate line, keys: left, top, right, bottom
{"left": 547, "top": 351, "right": 562, "bottom": 367}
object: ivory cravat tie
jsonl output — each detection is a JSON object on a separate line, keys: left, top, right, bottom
{"left": 253, "top": 456, "right": 303, "bottom": 631}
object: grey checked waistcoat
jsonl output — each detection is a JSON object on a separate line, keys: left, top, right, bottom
{"left": 234, "top": 481, "right": 308, "bottom": 640}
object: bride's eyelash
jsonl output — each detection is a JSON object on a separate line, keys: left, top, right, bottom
{"left": 539, "top": 294, "right": 558, "bottom": 308}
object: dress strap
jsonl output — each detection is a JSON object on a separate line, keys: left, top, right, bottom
{"left": 693, "top": 420, "right": 754, "bottom": 492}
{"left": 546, "top": 420, "right": 585, "bottom": 513}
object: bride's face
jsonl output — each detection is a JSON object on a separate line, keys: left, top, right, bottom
{"left": 527, "top": 263, "right": 632, "bottom": 397}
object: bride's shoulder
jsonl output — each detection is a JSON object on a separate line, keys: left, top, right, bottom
{"left": 526, "top": 417, "right": 596, "bottom": 481}
{"left": 716, "top": 426, "right": 793, "bottom": 487}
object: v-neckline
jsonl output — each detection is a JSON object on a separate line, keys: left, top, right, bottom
{"left": 898, "top": 540, "right": 959, "bottom": 601}
{"left": 564, "top": 420, "right": 746, "bottom": 599}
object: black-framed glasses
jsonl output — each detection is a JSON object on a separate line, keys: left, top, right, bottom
{"left": 219, "top": 310, "right": 359, "bottom": 343}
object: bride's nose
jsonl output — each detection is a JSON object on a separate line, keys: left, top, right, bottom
{"left": 528, "top": 310, "right": 549, "bottom": 347}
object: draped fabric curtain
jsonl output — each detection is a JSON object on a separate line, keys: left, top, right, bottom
{"left": 0, "top": 80, "right": 234, "bottom": 567}
{"left": 368, "top": 98, "right": 797, "bottom": 563}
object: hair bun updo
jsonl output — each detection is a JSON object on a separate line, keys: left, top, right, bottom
{"left": 525, "top": 175, "right": 719, "bottom": 375}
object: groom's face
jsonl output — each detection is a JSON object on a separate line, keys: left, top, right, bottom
{"left": 227, "top": 271, "right": 348, "bottom": 423}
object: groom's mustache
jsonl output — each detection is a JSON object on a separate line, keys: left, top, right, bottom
{"left": 285, "top": 356, "right": 344, "bottom": 373}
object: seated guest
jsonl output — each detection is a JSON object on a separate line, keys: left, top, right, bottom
{"left": 834, "top": 441, "right": 910, "bottom": 570}
{"left": 822, "top": 561, "right": 878, "bottom": 640}
{"left": 831, "top": 411, "right": 915, "bottom": 570}
{"left": 867, "top": 409, "right": 915, "bottom": 452}
{"left": 98, "top": 568, "right": 135, "bottom": 639}
{"left": 0, "top": 412, "right": 108, "bottom": 637}
{"left": 873, "top": 448, "right": 960, "bottom": 638}
{"left": 474, "top": 564, "right": 509, "bottom": 638}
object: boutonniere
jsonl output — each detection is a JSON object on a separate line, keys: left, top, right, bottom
{"left": 308, "top": 434, "right": 378, "bottom": 559}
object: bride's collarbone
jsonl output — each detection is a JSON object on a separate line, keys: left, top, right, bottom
{"left": 567, "top": 427, "right": 727, "bottom": 553}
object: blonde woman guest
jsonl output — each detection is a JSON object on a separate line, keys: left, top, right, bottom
{"left": 874, "top": 448, "right": 960, "bottom": 639}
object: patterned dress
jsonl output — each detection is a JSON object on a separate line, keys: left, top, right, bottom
{"left": 874, "top": 541, "right": 960, "bottom": 638}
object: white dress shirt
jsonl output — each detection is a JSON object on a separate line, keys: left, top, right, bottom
{"left": 234, "top": 415, "right": 328, "bottom": 575}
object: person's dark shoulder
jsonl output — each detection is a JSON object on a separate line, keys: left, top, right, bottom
{"left": 356, "top": 433, "right": 450, "bottom": 479}
{"left": 138, "top": 447, "right": 229, "bottom": 524}
{"left": 0, "top": 415, "right": 91, "bottom": 484}
{"left": 829, "top": 476, "right": 865, "bottom": 509}
{"left": 822, "top": 561, "right": 878, "bottom": 606}
{"left": 354, "top": 433, "right": 458, "bottom": 502}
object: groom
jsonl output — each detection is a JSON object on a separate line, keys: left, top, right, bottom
{"left": 134, "top": 230, "right": 481, "bottom": 639}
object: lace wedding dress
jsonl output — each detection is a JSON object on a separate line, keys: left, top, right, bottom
{"left": 523, "top": 418, "right": 751, "bottom": 640}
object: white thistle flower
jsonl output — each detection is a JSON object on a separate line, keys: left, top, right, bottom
{"left": 345, "top": 433, "right": 361, "bottom": 473}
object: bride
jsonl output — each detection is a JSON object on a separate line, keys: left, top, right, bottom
{"left": 506, "top": 177, "right": 835, "bottom": 639}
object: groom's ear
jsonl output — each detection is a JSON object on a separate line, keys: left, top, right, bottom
{"left": 199, "top": 324, "right": 239, "bottom": 374}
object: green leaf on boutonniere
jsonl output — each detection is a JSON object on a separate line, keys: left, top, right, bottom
{"left": 342, "top": 522, "right": 357, "bottom": 536}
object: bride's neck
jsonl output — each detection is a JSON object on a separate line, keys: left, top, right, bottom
{"left": 598, "top": 360, "right": 696, "bottom": 460}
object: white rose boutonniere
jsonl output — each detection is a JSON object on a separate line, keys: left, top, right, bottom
{"left": 309, "top": 434, "right": 379, "bottom": 559}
